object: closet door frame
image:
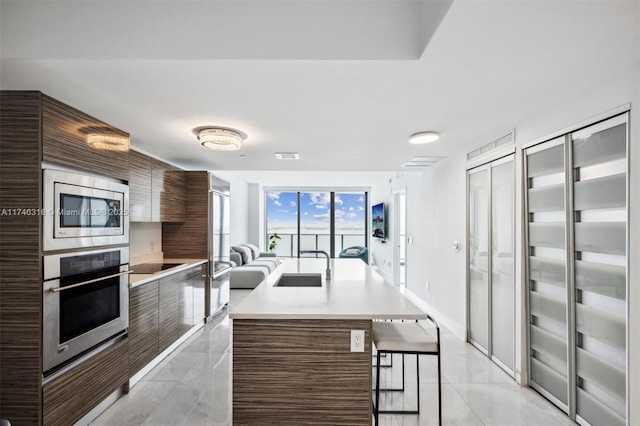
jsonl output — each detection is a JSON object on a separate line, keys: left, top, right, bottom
{"left": 522, "top": 108, "right": 630, "bottom": 425}
{"left": 467, "top": 164, "right": 490, "bottom": 356}
{"left": 523, "top": 135, "right": 570, "bottom": 412}
{"left": 466, "top": 151, "right": 516, "bottom": 376}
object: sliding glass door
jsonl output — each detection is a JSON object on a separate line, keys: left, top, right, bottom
{"left": 334, "top": 192, "right": 367, "bottom": 254}
{"left": 266, "top": 191, "right": 298, "bottom": 257}
{"left": 266, "top": 190, "right": 367, "bottom": 258}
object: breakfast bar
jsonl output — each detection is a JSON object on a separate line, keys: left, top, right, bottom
{"left": 230, "top": 258, "right": 425, "bottom": 425}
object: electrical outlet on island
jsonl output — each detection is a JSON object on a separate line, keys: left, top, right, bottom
{"left": 350, "top": 330, "right": 365, "bottom": 352}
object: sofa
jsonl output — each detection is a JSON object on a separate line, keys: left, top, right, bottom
{"left": 229, "top": 244, "right": 279, "bottom": 289}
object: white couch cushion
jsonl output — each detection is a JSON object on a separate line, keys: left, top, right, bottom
{"left": 232, "top": 245, "right": 253, "bottom": 264}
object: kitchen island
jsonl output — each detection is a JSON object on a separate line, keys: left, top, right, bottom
{"left": 230, "top": 258, "right": 425, "bottom": 425}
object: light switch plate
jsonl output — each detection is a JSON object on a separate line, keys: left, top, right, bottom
{"left": 350, "top": 330, "right": 365, "bottom": 352}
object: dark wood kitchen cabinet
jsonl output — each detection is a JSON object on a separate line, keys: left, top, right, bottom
{"left": 1, "top": 91, "right": 130, "bottom": 425}
{"left": 42, "top": 94, "right": 130, "bottom": 181}
{"left": 176, "top": 269, "right": 194, "bottom": 335}
{"left": 164, "top": 167, "right": 186, "bottom": 222}
{"left": 158, "top": 276, "right": 179, "bottom": 353}
{"left": 152, "top": 158, "right": 186, "bottom": 223}
{"left": 129, "top": 149, "right": 185, "bottom": 223}
{"left": 129, "top": 281, "right": 159, "bottom": 377}
{"left": 192, "top": 264, "right": 207, "bottom": 325}
{"left": 43, "top": 337, "right": 129, "bottom": 426}
{"left": 129, "top": 150, "right": 153, "bottom": 222}
{"left": 129, "top": 264, "right": 207, "bottom": 380}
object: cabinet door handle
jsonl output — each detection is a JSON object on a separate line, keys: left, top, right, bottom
{"left": 50, "top": 271, "right": 132, "bottom": 292}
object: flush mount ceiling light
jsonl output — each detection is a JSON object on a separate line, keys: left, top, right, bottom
{"left": 197, "top": 127, "right": 244, "bottom": 151}
{"left": 409, "top": 131, "right": 440, "bottom": 144}
{"left": 86, "top": 134, "right": 129, "bottom": 151}
{"left": 274, "top": 152, "right": 300, "bottom": 160}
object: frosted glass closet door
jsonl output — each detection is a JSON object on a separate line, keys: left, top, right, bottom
{"left": 526, "top": 138, "right": 569, "bottom": 409}
{"left": 572, "top": 116, "right": 627, "bottom": 426}
{"left": 491, "top": 157, "right": 515, "bottom": 371}
{"left": 468, "top": 167, "right": 489, "bottom": 351}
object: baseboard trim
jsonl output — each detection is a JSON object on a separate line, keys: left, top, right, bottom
{"left": 403, "top": 287, "right": 466, "bottom": 340}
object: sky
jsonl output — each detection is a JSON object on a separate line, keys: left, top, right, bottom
{"left": 266, "top": 191, "right": 366, "bottom": 234}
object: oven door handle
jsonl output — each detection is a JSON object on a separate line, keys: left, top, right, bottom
{"left": 50, "top": 271, "right": 132, "bottom": 292}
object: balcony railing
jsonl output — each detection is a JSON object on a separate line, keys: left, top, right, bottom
{"left": 267, "top": 232, "right": 365, "bottom": 258}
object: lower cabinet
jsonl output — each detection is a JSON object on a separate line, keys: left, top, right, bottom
{"left": 158, "top": 275, "right": 179, "bottom": 353}
{"left": 43, "top": 337, "right": 129, "bottom": 425}
{"left": 129, "top": 281, "right": 159, "bottom": 377}
{"left": 192, "top": 264, "right": 206, "bottom": 325}
{"left": 129, "top": 263, "right": 208, "bottom": 379}
{"left": 176, "top": 269, "right": 194, "bottom": 335}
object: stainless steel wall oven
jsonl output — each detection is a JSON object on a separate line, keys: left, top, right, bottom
{"left": 43, "top": 247, "right": 130, "bottom": 374}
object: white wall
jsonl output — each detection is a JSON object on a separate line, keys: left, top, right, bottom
{"left": 411, "top": 156, "right": 467, "bottom": 337}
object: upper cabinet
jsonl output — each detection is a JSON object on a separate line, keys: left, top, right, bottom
{"left": 129, "top": 150, "right": 153, "bottom": 222}
{"left": 42, "top": 95, "right": 130, "bottom": 181}
{"left": 130, "top": 149, "right": 185, "bottom": 223}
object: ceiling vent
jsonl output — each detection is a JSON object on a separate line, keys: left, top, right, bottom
{"left": 466, "top": 130, "right": 515, "bottom": 163}
{"left": 401, "top": 156, "right": 445, "bottom": 168}
{"left": 274, "top": 152, "right": 300, "bottom": 160}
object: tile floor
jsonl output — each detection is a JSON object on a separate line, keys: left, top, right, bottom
{"left": 92, "top": 290, "right": 576, "bottom": 425}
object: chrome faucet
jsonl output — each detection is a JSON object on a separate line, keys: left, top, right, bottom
{"left": 299, "top": 250, "right": 331, "bottom": 280}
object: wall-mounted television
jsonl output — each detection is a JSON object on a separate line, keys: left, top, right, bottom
{"left": 371, "top": 202, "right": 385, "bottom": 240}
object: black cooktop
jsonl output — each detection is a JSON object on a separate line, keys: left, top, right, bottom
{"left": 131, "top": 263, "right": 185, "bottom": 274}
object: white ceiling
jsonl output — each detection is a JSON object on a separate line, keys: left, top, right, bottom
{"left": 1, "top": 1, "right": 638, "bottom": 171}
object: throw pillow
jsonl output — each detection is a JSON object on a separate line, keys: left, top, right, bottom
{"left": 242, "top": 243, "right": 260, "bottom": 259}
{"left": 232, "top": 245, "right": 253, "bottom": 264}
{"left": 345, "top": 248, "right": 361, "bottom": 256}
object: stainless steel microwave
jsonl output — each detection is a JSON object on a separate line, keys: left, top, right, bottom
{"left": 43, "top": 169, "right": 129, "bottom": 251}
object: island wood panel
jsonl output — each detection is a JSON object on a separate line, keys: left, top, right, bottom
{"left": 162, "top": 171, "right": 208, "bottom": 258}
{"left": 233, "top": 319, "right": 372, "bottom": 425}
{"left": 128, "top": 150, "right": 153, "bottom": 222}
{"left": 158, "top": 277, "right": 179, "bottom": 352}
{"left": 43, "top": 337, "right": 129, "bottom": 426}
{"left": 129, "top": 281, "right": 159, "bottom": 377}
{"left": 41, "top": 95, "right": 130, "bottom": 181}
{"left": 0, "top": 91, "right": 43, "bottom": 425}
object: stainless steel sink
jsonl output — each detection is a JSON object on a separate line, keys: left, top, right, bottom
{"left": 274, "top": 273, "right": 322, "bottom": 287}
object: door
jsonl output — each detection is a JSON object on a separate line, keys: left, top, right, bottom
{"left": 525, "top": 137, "right": 570, "bottom": 409}
{"left": 393, "top": 189, "right": 407, "bottom": 286}
{"left": 525, "top": 113, "right": 628, "bottom": 425}
{"left": 468, "top": 166, "right": 490, "bottom": 352}
{"left": 491, "top": 156, "right": 515, "bottom": 372}
{"left": 467, "top": 155, "right": 515, "bottom": 375}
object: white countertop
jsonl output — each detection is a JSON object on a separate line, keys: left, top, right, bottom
{"left": 229, "top": 258, "right": 426, "bottom": 320}
{"left": 129, "top": 258, "right": 207, "bottom": 288}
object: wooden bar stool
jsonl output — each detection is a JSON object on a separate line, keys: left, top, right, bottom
{"left": 372, "top": 316, "right": 441, "bottom": 426}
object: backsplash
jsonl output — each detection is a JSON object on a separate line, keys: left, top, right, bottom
{"left": 130, "top": 222, "right": 163, "bottom": 265}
